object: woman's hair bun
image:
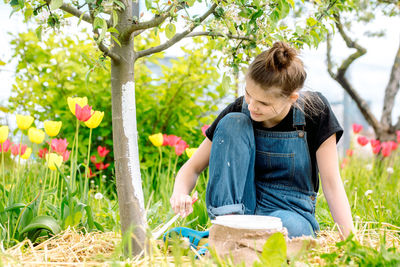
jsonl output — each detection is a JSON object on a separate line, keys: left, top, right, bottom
{"left": 265, "top": 41, "right": 297, "bottom": 71}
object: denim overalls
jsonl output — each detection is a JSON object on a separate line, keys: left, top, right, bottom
{"left": 206, "top": 97, "right": 319, "bottom": 238}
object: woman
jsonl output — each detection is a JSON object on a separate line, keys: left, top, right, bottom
{"left": 169, "top": 41, "right": 354, "bottom": 240}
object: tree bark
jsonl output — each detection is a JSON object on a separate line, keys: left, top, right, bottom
{"left": 111, "top": 1, "right": 147, "bottom": 256}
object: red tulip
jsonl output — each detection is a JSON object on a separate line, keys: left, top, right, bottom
{"left": 95, "top": 162, "right": 110, "bottom": 170}
{"left": 162, "top": 134, "right": 169, "bottom": 146}
{"left": 352, "top": 123, "right": 363, "bottom": 134}
{"left": 201, "top": 125, "right": 210, "bottom": 137}
{"left": 38, "top": 147, "right": 49, "bottom": 159}
{"left": 381, "top": 142, "right": 392, "bottom": 157}
{"left": 357, "top": 136, "right": 368, "bottom": 146}
{"left": 397, "top": 130, "right": 400, "bottom": 143}
{"left": 97, "top": 145, "right": 110, "bottom": 157}
{"left": 389, "top": 141, "right": 398, "bottom": 151}
{"left": 372, "top": 144, "right": 381, "bottom": 154}
{"left": 50, "top": 138, "right": 68, "bottom": 155}
{"left": 11, "top": 144, "right": 27, "bottom": 156}
{"left": 90, "top": 155, "right": 97, "bottom": 164}
{"left": 167, "top": 135, "right": 181, "bottom": 147}
{"left": 86, "top": 167, "right": 96, "bottom": 178}
{"left": 0, "top": 140, "right": 12, "bottom": 152}
{"left": 370, "top": 139, "right": 380, "bottom": 148}
{"left": 346, "top": 149, "right": 354, "bottom": 157}
{"left": 75, "top": 104, "right": 93, "bottom": 122}
{"left": 174, "top": 139, "right": 189, "bottom": 156}
{"left": 62, "top": 150, "right": 71, "bottom": 162}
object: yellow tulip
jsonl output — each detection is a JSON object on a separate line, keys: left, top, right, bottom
{"left": 21, "top": 147, "right": 32, "bottom": 160}
{"left": 28, "top": 127, "right": 45, "bottom": 144}
{"left": 16, "top": 114, "right": 34, "bottom": 130}
{"left": 185, "top": 148, "right": 197, "bottom": 158}
{"left": 0, "top": 125, "right": 8, "bottom": 143}
{"left": 84, "top": 110, "right": 104, "bottom": 129}
{"left": 46, "top": 153, "right": 63, "bottom": 171}
{"left": 67, "top": 96, "right": 88, "bottom": 115}
{"left": 149, "top": 133, "right": 163, "bottom": 147}
{"left": 44, "top": 121, "right": 62, "bottom": 137}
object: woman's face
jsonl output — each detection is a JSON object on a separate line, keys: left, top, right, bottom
{"left": 244, "top": 77, "right": 297, "bottom": 127}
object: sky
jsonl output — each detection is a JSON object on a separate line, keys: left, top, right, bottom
{"left": 1, "top": 2, "right": 400, "bottom": 142}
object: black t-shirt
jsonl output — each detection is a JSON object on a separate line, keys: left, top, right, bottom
{"left": 205, "top": 91, "right": 343, "bottom": 193}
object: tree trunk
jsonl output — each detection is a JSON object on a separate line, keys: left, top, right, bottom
{"left": 111, "top": 2, "right": 147, "bottom": 256}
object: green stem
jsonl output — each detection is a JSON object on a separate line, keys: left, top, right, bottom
{"left": 83, "top": 128, "right": 92, "bottom": 203}
{"left": 37, "top": 167, "right": 50, "bottom": 215}
{"left": 71, "top": 119, "right": 80, "bottom": 192}
{"left": 157, "top": 146, "right": 162, "bottom": 179}
{"left": 2, "top": 146, "right": 5, "bottom": 204}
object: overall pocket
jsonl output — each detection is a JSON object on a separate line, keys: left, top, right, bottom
{"left": 255, "top": 151, "right": 295, "bottom": 184}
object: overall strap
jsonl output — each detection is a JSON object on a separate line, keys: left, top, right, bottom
{"left": 292, "top": 95, "right": 306, "bottom": 131}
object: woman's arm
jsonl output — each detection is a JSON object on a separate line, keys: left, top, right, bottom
{"left": 170, "top": 137, "right": 212, "bottom": 217}
{"left": 316, "top": 133, "right": 355, "bottom": 239}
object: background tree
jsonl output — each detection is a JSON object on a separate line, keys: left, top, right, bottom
{"left": 9, "top": 0, "right": 347, "bottom": 256}
{"left": 326, "top": 2, "right": 400, "bottom": 141}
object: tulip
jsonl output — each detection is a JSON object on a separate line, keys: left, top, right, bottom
{"left": 86, "top": 167, "right": 96, "bottom": 178}
{"left": 67, "top": 96, "right": 88, "bottom": 115}
{"left": 0, "top": 126, "right": 9, "bottom": 143}
{"left": 16, "top": 114, "right": 34, "bottom": 130}
{"left": 95, "top": 162, "right": 110, "bottom": 170}
{"left": 44, "top": 121, "right": 62, "bottom": 137}
{"left": 352, "top": 123, "right": 363, "bottom": 134}
{"left": 38, "top": 148, "right": 49, "bottom": 159}
{"left": 162, "top": 134, "right": 169, "bottom": 146}
{"left": 372, "top": 144, "right": 381, "bottom": 154}
{"left": 84, "top": 110, "right": 104, "bottom": 128}
{"left": 50, "top": 138, "right": 68, "bottom": 155}
{"left": 97, "top": 145, "right": 110, "bottom": 157}
{"left": 389, "top": 141, "right": 398, "bottom": 151}
{"left": 357, "top": 136, "right": 368, "bottom": 146}
{"left": 75, "top": 104, "right": 93, "bottom": 122}
{"left": 370, "top": 139, "right": 380, "bottom": 148}
{"left": 341, "top": 157, "right": 349, "bottom": 169}
{"left": 201, "top": 124, "right": 210, "bottom": 137}
{"left": 175, "top": 139, "right": 189, "bottom": 156}
{"left": 346, "top": 149, "right": 353, "bottom": 157}
{"left": 28, "top": 127, "right": 45, "bottom": 144}
{"left": 0, "top": 140, "right": 12, "bottom": 152}
{"left": 46, "top": 153, "right": 63, "bottom": 171}
{"left": 397, "top": 130, "right": 400, "bottom": 143}
{"left": 21, "top": 147, "right": 32, "bottom": 160}
{"left": 90, "top": 155, "right": 97, "bottom": 164}
{"left": 163, "top": 135, "right": 181, "bottom": 146}
{"left": 381, "top": 142, "right": 392, "bottom": 157}
{"left": 11, "top": 144, "right": 27, "bottom": 156}
{"left": 149, "top": 133, "right": 163, "bottom": 147}
{"left": 62, "top": 150, "right": 71, "bottom": 162}
{"left": 185, "top": 148, "right": 197, "bottom": 158}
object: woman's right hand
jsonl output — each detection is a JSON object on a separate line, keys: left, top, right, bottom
{"left": 170, "top": 192, "right": 194, "bottom": 218}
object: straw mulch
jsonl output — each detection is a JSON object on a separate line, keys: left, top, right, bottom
{"left": 1, "top": 222, "right": 399, "bottom": 266}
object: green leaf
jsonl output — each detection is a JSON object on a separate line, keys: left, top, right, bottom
{"left": 0, "top": 60, "right": 6, "bottom": 66}
{"left": 93, "top": 17, "right": 103, "bottom": 30}
{"left": 35, "top": 25, "right": 42, "bottom": 41}
{"left": 222, "top": 74, "right": 231, "bottom": 91}
{"left": 113, "top": 0, "right": 125, "bottom": 10}
{"left": 186, "top": 0, "right": 195, "bottom": 6}
{"left": 78, "top": 11, "right": 86, "bottom": 26}
{"left": 98, "top": 18, "right": 108, "bottom": 43}
{"left": 20, "top": 215, "right": 61, "bottom": 236}
{"left": 280, "top": 0, "right": 290, "bottom": 18}
{"left": 3, "top": 203, "right": 25, "bottom": 213}
{"left": 18, "top": 206, "right": 33, "bottom": 231}
{"left": 165, "top": 23, "right": 176, "bottom": 39}
{"left": 111, "top": 35, "right": 121, "bottom": 47}
{"left": 112, "top": 10, "right": 118, "bottom": 27}
{"left": 73, "top": 211, "right": 82, "bottom": 225}
{"left": 107, "top": 27, "right": 119, "bottom": 33}
{"left": 259, "top": 232, "right": 287, "bottom": 266}
{"left": 49, "top": 0, "right": 63, "bottom": 11}
{"left": 306, "top": 17, "right": 317, "bottom": 27}
{"left": 145, "top": 0, "right": 152, "bottom": 10}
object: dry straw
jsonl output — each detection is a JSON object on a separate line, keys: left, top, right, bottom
{"left": 0, "top": 222, "right": 398, "bottom": 266}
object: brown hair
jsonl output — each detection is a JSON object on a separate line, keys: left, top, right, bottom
{"left": 246, "top": 41, "right": 323, "bottom": 117}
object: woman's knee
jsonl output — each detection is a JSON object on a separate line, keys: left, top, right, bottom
{"left": 268, "top": 210, "right": 314, "bottom": 238}
{"left": 214, "top": 113, "right": 253, "bottom": 140}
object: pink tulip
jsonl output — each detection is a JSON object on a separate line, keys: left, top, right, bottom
{"left": 0, "top": 140, "right": 12, "bottom": 153}
{"left": 352, "top": 123, "right": 363, "bottom": 134}
{"left": 389, "top": 141, "right": 398, "bottom": 151}
{"left": 381, "top": 142, "right": 392, "bottom": 157}
{"left": 75, "top": 104, "right": 92, "bottom": 122}
{"left": 11, "top": 144, "right": 27, "bottom": 156}
{"left": 50, "top": 138, "right": 68, "bottom": 155}
{"left": 174, "top": 139, "right": 189, "bottom": 156}
{"left": 370, "top": 139, "right": 380, "bottom": 148}
{"left": 346, "top": 149, "right": 353, "bottom": 157}
{"left": 397, "top": 130, "right": 400, "bottom": 143}
{"left": 201, "top": 125, "right": 210, "bottom": 137}
{"left": 357, "top": 136, "right": 368, "bottom": 146}
{"left": 62, "top": 150, "right": 71, "bottom": 162}
{"left": 38, "top": 148, "right": 49, "bottom": 159}
{"left": 164, "top": 135, "right": 181, "bottom": 147}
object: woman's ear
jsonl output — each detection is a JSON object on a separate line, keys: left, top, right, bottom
{"left": 289, "top": 92, "right": 299, "bottom": 103}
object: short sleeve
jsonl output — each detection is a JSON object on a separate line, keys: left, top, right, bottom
{"left": 314, "top": 92, "right": 343, "bottom": 150}
{"left": 205, "top": 96, "right": 243, "bottom": 141}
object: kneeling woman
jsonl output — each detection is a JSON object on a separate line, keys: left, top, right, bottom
{"left": 169, "top": 41, "right": 354, "bottom": 239}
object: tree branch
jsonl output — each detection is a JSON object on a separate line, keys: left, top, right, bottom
{"left": 44, "top": 0, "right": 93, "bottom": 24}
{"left": 383, "top": 38, "right": 400, "bottom": 129}
{"left": 135, "top": 3, "right": 218, "bottom": 59}
{"left": 93, "top": 28, "right": 121, "bottom": 62}
{"left": 121, "top": 4, "right": 176, "bottom": 42}
{"left": 327, "top": 14, "right": 381, "bottom": 134}
{"left": 326, "top": 33, "right": 335, "bottom": 78}
{"left": 185, "top": 31, "right": 254, "bottom": 41}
